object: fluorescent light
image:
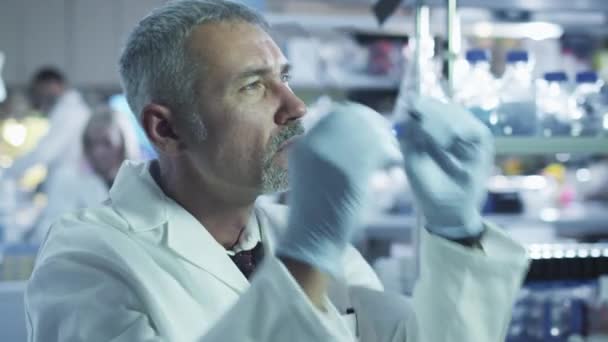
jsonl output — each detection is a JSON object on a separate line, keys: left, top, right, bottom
{"left": 2, "top": 120, "right": 27, "bottom": 147}
{"left": 556, "top": 153, "right": 570, "bottom": 162}
{"left": 576, "top": 168, "right": 591, "bottom": 182}
{"left": 523, "top": 22, "right": 564, "bottom": 41}
{"left": 540, "top": 207, "right": 560, "bottom": 222}
{"left": 522, "top": 175, "right": 547, "bottom": 190}
{"left": 472, "top": 22, "right": 493, "bottom": 38}
{"left": 470, "top": 21, "right": 563, "bottom": 41}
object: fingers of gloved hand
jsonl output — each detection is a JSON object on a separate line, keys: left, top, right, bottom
{"left": 410, "top": 95, "right": 489, "bottom": 150}
{"left": 402, "top": 121, "right": 470, "bottom": 184}
{"left": 288, "top": 152, "right": 365, "bottom": 232}
{"left": 282, "top": 142, "right": 369, "bottom": 276}
{"left": 301, "top": 102, "right": 401, "bottom": 174}
{"left": 448, "top": 136, "right": 480, "bottom": 162}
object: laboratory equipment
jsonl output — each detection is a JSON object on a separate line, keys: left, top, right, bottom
{"left": 392, "top": 5, "right": 446, "bottom": 123}
{"left": 571, "top": 71, "right": 605, "bottom": 137}
{"left": 537, "top": 71, "right": 573, "bottom": 137}
{"left": 507, "top": 243, "right": 608, "bottom": 341}
{"left": 496, "top": 50, "right": 537, "bottom": 136}
{"left": 454, "top": 48, "right": 500, "bottom": 131}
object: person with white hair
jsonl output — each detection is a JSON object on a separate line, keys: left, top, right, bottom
{"left": 25, "top": 1, "right": 529, "bottom": 341}
{"left": 30, "top": 109, "right": 140, "bottom": 242}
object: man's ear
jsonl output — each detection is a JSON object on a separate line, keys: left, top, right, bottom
{"left": 141, "top": 103, "right": 184, "bottom": 155}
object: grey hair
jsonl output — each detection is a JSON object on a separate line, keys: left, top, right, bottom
{"left": 118, "top": 0, "right": 270, "bottom": 122}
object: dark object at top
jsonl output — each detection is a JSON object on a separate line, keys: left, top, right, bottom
{"left": 466, "top": 49, "right": 489, "bottom": 63}
{"left": 576, "top": 71, "right": 598, "bottom": 84}
{"left": 544, "top": 71, "right": 568, "bottom": 82}
{"left": 506, "top": 50, "right": 529, "bottom": 63}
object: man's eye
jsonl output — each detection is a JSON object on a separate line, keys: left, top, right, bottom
{"left": 242, "top": 81, "right": 263, "bottom": 92}
{"left": 280, "top": 73, "right": 291, "bottom": 83}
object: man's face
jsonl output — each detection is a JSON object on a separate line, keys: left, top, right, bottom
{"left": 179, "top": 21, "right": 306, "bottom": 195}
{"left": 31, "top": 81, "right": 64, "bottom": 113}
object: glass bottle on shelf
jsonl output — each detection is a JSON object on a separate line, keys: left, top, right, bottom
{"left": 571, "top": 71, "right": 605, "bottom": 137}
{"left": 454, "top": 48, "right": 500, "bottom": 132}
{"left": 496, "top": 50, "right": 537, "bottom": 136}
{"left": 537, "top": 71, "right": 573, "bottom": 137}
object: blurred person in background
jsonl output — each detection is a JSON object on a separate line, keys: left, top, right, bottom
{"left": 29, "top": 109, "right": 139, "bottom": 242}
{"left": 4, "top": 67, "right": 91, "bottom": 182}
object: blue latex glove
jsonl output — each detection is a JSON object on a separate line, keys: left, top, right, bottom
{"left": 276, "top": 103, "right": 401, "bottom": 276}
{"left": 398, "top": 96, "right": 494, "bottom": 240}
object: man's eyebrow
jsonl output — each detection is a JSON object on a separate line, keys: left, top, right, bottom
{"left": 235, "top": 63, "right": 291, "bottom": 80}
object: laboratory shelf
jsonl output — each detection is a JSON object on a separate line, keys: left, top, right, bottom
{"left": 401, "top": 0, "right": 608, "bottom": 11}
{"left": 363, "top": 213, "right": 545, "bottom": 241}
{"left": 363, "top": 207, "right": 608, "bottom": 243}
{"left": 494, "top": 137, "right": 608, "bottom": 155}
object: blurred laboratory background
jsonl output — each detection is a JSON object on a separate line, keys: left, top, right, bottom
{"left": 2, "top": 0, "right": 608, "bottom": 341}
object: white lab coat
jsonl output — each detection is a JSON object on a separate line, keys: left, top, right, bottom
{"left": 30, "top": 164, "right": 108, "bottom": 243}
{"left": 30, "top": 109, "right": 142, "bottom": 243}
{"left": 7, "top": 90, "right": 90, "bottom": 178}
{"left": 25, "top": 161, "right": 529, "bottom": 342}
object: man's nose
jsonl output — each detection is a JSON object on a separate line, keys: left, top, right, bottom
{"left": 274, "top": 83, "right": 307, "bottom": 126}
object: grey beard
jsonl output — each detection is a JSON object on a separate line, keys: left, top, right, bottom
{"left": 261, "top": 163, "right": 289, "bottom": 193}
{"left": 260, "top": 121, "right": 305, "bottom": 193}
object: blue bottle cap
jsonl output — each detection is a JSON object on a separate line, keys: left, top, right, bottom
{"left": 506, "top": 50, "right": 528, "bottom": 63}
{"left": 544, "top": 71, "right": 568, "bottom": 82}
{"left": 465, "top": 49, "right": 488, "bottom": 63}
{"left": 575, "top": 71, "right": 598, "bottom": 83}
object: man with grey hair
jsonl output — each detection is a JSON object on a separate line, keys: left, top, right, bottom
{"left": 25, "top": 1, "right": 528, "bottom": 341}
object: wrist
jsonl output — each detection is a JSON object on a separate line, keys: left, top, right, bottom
{"left": 278, "top": 256, "right": 330, "bottom": 311}
{"left": 275, "top": 240, "right": 344, "bottom": 277}
{"left": 449, "top": 227, "right": 486, "bottom": 249}
{"left": 425, "top": 210, "right": 484, "bottom": 241}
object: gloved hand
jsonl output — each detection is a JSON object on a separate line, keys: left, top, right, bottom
{"left": 397, "top": 96, "right": 494, "bottom": 241}
{"left": 276, "top": 103, "right": 401, "bottom": 276}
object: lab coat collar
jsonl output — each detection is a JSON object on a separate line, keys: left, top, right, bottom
{"left": 254, "top": 206, "right": 275, "bottom": 259}
{"left": 253, "top": 201, "right": 288, "bottom": 257}
{"left": 109, "top": 161, "right": 250, "bottom": 293}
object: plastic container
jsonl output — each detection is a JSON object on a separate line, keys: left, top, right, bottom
{"left": 496, "top": 50, "right": 537, "bottom": 136}
{"left": 392, "top": 35, "right": 446, "bottom": 123}
{"left": 537, "top": 71, "right": 573, "bottom": 137}
{"left": 454, "top": 49, "right": 500, "bottom": 131}
{"left": 571, "top": 71, "right": 605, "bottom": 136}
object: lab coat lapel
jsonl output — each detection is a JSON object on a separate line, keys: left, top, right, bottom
{"left": 254, "top": 201, "right": 289, "bottom": 256}
{"left": 109, "top": 161, "right": 249, "bottom": 294}
{"left": 164, "top": 200, "right": 250, "bottom": 294}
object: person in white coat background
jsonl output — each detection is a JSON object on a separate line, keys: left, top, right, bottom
{"left": 4, "top": 68, "right": 91, "bottom": 182}
{"left": 29, "top": 109, "right": 141, "bottom": 243}
{"left": 25, "top": 1, "right": 530, "bottom": 341}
